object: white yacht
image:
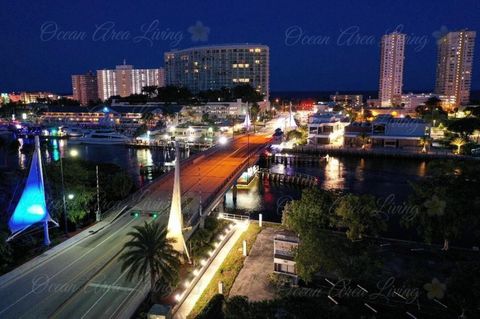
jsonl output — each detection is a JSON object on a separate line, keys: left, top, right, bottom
{"left": 76, "top": 129, "right": 131, "bottom": 145}
{"left": 61, "top": 126, "right": 87, "bottom": 137}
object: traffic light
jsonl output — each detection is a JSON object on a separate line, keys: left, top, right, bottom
{"left": 130, "top": 211, "right": 140, "bottom": 218}
{"left": 149, "top": 212, "right": 158, "bottom": 219}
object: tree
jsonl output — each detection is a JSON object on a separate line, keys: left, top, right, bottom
{"left": 224, "top": 296, "right": 251, "bottom": 319}
{"left": 119, "top": 222, "right": 180, "bottom": 301}
{"left": 282, "top": 188, "right": 338, "bottom": 237}
{"left": 403, "top": 161, "right": 480, "bottom": 250}
{"left": 416, "top": 97, "right": 442, "bottom": 116}
{"left": 447, "top": 117, "right": 480, "bottom": 140}
{"left": 232, "top": 84, "right": 264, "bottom": 103}
{"left": 333, "top": 194, "right": 386, "bottom": 240}
{"left": 463, "top": 106, "right": 480, "bottom": 117}
{"left": 446, "top": 262, "right": 480, "bottom": 317}
{"left": 111, "top": 172, "right": 133, "bottom": 199}
{"left": 66, "top": 187, "right": 95, "bottom": 226}
{"left": 358, "top": 132, "right": 370, "bottom": 149}
{"left": 157, "top": 85, "right": 193, "bottom": 103}
{"left": 451, "top": 137, "right": 467, "bottom": 154}
{"left": 197, "top": 294, "right": 225, "bottom": 319}
{"left": 142, "top": 85, "right": 158, "bottom": 98}
{"left": 419, "top": 136, "right": 431, "bottom": 153}
{"left": 286, "top": 127, "right": 307, "bottom": 145}
{"left": 249, "top": 103, "right": 260, "bottom": 122}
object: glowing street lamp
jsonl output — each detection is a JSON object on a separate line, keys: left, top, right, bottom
{"left": 67, "top": 194, "right": 75, "bottom": 200}
{"left": 219, "top": 136, "right": 228, "bottom": 145}
{"left": 60, "top": 148, "right": 79, "bottom": 234}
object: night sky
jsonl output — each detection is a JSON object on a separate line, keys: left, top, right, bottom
{"left": 1, "top": 0, "right": 479, "bottom": 94}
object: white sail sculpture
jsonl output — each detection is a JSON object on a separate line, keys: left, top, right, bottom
{"left": 166, "top": 141, "right": 190, "bottom": 262}
{"left": 243, "top": 104, "right": 252, "bottom": 131}
{"left": 287, "top": 103, "right": 298, "bottom": 130}
{"left": 8, "top": 136, "right": 57, "bottom": 245}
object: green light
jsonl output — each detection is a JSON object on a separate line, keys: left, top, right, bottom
{"left": 130, "top": 211, "right": 140, "bottom": 218}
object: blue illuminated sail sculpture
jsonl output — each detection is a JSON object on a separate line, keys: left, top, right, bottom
{"left": 8, "top": 136, "right": 57, "bottom": 245}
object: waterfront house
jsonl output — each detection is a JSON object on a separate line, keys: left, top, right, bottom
{"left": 344, "top": 115, "right": 430, "bottom": 149}
{"left": 307, "top": 112, "right": 349, "bottom": 145}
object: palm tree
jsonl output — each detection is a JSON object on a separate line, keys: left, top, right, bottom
{"left": 358, "top": 132, "right": 370, "bottom": 149}
{"left": 451, "top": 137, "right": 467, "bottom": 154}
{"left": 419, "top": 136, "right": 431, "bottom": 153}
{"left": 119, "top": 222, "right": 180, "bottom": 300}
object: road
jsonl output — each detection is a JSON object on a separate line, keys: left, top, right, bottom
{"left": 0, "top": 133, "right": 270, "bottom": 319}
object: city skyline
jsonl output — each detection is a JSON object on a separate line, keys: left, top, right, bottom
{"left": 1, "top": 0, "right": 479, "bottom": 93}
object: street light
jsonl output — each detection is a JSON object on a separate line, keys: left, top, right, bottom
{"left": 219, "top": 136, "right": 228, "bottom": 145}
{"left": 67, "top": 193, "right": 75, "bottom": 200}
{"left": 60, "top": 148, "right": 79, "bottom": 234}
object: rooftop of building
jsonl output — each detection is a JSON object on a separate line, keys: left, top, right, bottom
{"left": 274, "top": 230, "right": 299, "bottom": 243}
{"left": 309, "top": 112, "right": 349, "bottom": 124}
{"left": 372, "top": 114, "right": 426, "bottom": 124}
{"left": 165, "top": 43, "right": 269, "bottom": 54}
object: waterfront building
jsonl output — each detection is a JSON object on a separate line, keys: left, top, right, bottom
{"left": 39, "top": 103, "right": 167, "bottom": 128}
{"left": 344, "top": 115, "right": 430, "bottom": 149}
{"left": 97, "top": 62, "right": 165, "bottom": 101}
{"left": 164, "top": 44, "right": 270, "bottom": 101}
{"left": 330, "top": 94, "right": 363, "bottom": 107}
{"left": 17, "top": 92, "right": 59, "bottom": 104}
{"left": 167, "top": 125, "right": 223, "bottom": 143}
{"left": 273, "top": 231, "right": 299, "bottom": 284}
{"left": 401, "top": 93, "right": 456, "bottom": 111}
{"left": 379, "top": 32, "right": 406, "bottom": 107}
{"left": 367, "top": 107, "right": 417, "bottom": 119}
{"left": 72, "top": 71, "right": 98, "bottom": 105}
{"left": 307, "top": 112, "right": 349, "bottom": 145}
{"left": 435, "top": 30, "right": 476, "bottom": 109}
{"left": 180, "top": 98, "right": 248, "bottom": 122}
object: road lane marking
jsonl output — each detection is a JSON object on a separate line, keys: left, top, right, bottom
{"left": 87, "top": 283, "right": 134, "bottom": 292}
{"left": 0, "top": 217, "right": 138, "bottom": 316}
{"left": 80, "top": 266, "right": 133, "bottom": 319}
{"left": 0, "top": 211, "right": 132, "bottom": 290}
{"left": 108, "top": 276, "right": 146, "bottom": 319}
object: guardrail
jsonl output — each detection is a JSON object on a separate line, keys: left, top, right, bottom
{"left": 218, "top": 212, "right": 250, "bottom": 221}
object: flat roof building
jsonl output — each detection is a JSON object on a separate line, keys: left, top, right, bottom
{"left": 72, "top": 71, "right": 98, "bottom": 105}
{"left": 435, "top": 30, "right": 476, "bottom": 109}
{"left": 379, "top": 32, "right": 406, "bottom": 107}
{"left": 97, "top": 62, "right": 165, "bottom": 101}
{"left": 164, "top": 44, "right": 269, "bottom": 100}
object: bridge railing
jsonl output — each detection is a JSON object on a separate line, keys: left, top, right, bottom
{"left": 218, "top": 212, "right": 250, "bottom": 221}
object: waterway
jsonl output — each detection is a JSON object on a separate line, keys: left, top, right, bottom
{"left": 0, "top": 138, "right": 190, "bottom": 187}
{"left": 224, "top": 155, "right": 428, "bottom": 225}
{"left": 1, "top": 139, "right": 428, "bottom": 228}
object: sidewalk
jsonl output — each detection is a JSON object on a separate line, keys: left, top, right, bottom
{"left": 173, "top": 224, "right": 244, "bottom": 319}
{"left": 229, "top": 227, "right": 276, "bottom": 301}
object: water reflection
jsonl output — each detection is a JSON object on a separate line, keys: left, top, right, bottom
{"left": 323, "top": 156, "right": 345, "bottom": 189}
{"left": 3, "top": 138, "right": 189, "bottom": 187}
{"left": 225, "top": 155, "right": 428, "bottom": 223}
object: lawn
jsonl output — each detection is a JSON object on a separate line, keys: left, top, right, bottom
{"left": 187, "top": 223, "right": 262, "bottom": 318}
